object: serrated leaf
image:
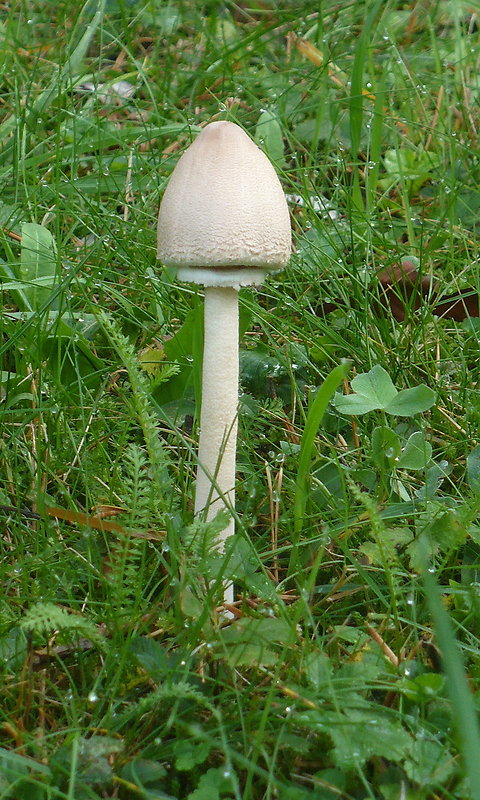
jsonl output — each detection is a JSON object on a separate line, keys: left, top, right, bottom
{"left": 396, "top": 431, "right": 432, "bottom": 469}
{"left": 223, "top": 535, "right": 259, "bottom": 578}
{"left": 304, "top": 651, "right": 332, "bottom": 690}
{"left": 220, "top": 642, "right": 277, "bottom": 667}
{"left": 359, "top": 526, "right": 413, "bottom": 566}
{"left": 187, "top": 767, "right": 235, "bottom": 800}
{"left": 405, "top": 738, "right": 455, "bottom": 786}
{"left": 384, "top": 385, "right": 436, "bottom": 416}
{"left": 217, "top": 616, "right": 296, "bottom": 666}
{"left": 244, "top": 572, "right": 278, "bottom": 601}
{"left": 220, "top": 616, "right": 295, "bottom": 645}
{"left": 330, "top": 711, "right": 411, "bottom": 769}
{"left": 172, "top": 740, "right": 210, "bottom": 772}
{"left": 139, "top": 344, "right": 165, "bottom": 374}
{"left": 128, "top": 636, "right": 170, "bottom": 680}
{"left": 415, "top": 461, "right": 450, "bottom": 500}
{"left": 295, "top": 708, "right": 411, "bottom": 769}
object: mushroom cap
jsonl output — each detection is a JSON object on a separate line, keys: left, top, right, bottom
{"left": 157, "top": 121, "right": 291, "bottom": 287}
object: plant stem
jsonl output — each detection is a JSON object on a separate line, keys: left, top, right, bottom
{"left": 195, "top": 286, "right": 239, "bottom": 605}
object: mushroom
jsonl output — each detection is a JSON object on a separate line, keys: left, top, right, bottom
{"left": 157, "top": 120, "right": 291, "bottom": 606}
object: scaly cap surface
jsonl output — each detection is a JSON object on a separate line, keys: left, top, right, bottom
{"left": 157, "top": 121, "right": 291, "bottom": 287}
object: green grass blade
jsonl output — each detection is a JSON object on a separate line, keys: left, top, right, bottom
{"left": 293, "top": 361, "right": 350, "bottom": 536}
{"left": 422, "top": 548, "right": 480, "bottom": 800}
{"left": 349, "top": 0, "right": 385, "bottom": 211}
{"left": 0, "top": 0, "right": 106, "bottom": 142}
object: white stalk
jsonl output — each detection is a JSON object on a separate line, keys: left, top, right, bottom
{"left": 195, "top": 286, "right": 239, "bottom": 606}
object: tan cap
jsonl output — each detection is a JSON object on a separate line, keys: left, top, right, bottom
{"left": 157, "top": 121, "right": 291, "bottom": 287}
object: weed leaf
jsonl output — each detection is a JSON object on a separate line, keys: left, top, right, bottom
{"left": 385, "top": 385, "right": 436, "bottom": 416}
{"left": 396, "top": 431, "right": 432, "bottom": 469}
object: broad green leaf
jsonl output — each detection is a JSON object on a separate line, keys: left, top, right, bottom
{"left": 255, "top": 109, "right": 285, "bottom": 165}
{"left": 173, "top": 740, "right": 210, "bottom": 772}
{"left": 371, "top": 425, "right": 401, "bottom": 468}
{"left": 360, "top": 526, "right": 413, "bottom": 566}
{"left": 244, "top": 572, "right": 278, "bottom": 602}
{"left": 329, "top": 711, "right": 411, "bottom": 769}
{"left": 129, "top": 636, "right": 170, "bottom": 680}
{"left": 20, "top": 222, "right": 58, "bottom": 310}
{"left": 335, "top": 365, "right": 396, "bottom": 414}
{"left": 467, "top": 445, "right": 480, "bottom": 492}
{"left": 405, "top": 738, "right": 455, "bottom": 786}
{"left": 336, "top": 366, "right": 436, "bottom": 418}
{"left": 51, "top": 735, "right": 121, "bottom": 789}
{"left": 296, "top": 709, "right": 411, "bottom": 769}
{"left": 220, "top": 616, "right": 295, "bottom": 645}
{"left": 223, "top": 535, "right": 259, "bottom": 578}
{"left": 219, "top": 642, "right": 277, "bottom": 667}
{"left": 401, "top": 672, "right": 445, "bottom": 703}
{"left": 334, "top": 391, "right": 381, "bottom": 415}
{"left": 180, "top": 587, "right": 204, "bottom": 619}
{"left": 140, "top": 2, "right": 181, "bottom": 33}
{"left": 304, "top": 651, "right": 332, "bottom": 690}
{"left": 350, "top": 365, "right": 398, "bottom": 406}
{"left": 396, "top": 431, "right": 432, "bottom": 469}
{"left": 217, "top": 616, "right": 295, "bottom": 666}
{"left": 384, "top": 148, "right": 441, "bottom": 188}
{"left": 187, "top": 767, "right": 236, "bottom": 800}
{"left": 415, "top": 461, "right": 450, "bottom": 500}
{"left": 314, "top": 769, "right": 346, "bottom": 800}
{"left": 384, "top": 385, "right": 436, "bottom": 416}
{"left": 119, "top": 758, "right": 167, "bottom": 789}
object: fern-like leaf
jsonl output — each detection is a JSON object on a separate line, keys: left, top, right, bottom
{"left": 98, "top": 311, "right": 174, "bottom": 516}
{"left": 21, "top": 602, "right": 104, "bottom": 648}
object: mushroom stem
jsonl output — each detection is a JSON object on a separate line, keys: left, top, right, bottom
{"left": 195, "top": 286, "right": 239, "bottom": 605}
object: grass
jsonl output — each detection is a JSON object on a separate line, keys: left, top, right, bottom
{"left": 2, "top": 0, "right": 480, "bottom": 797}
